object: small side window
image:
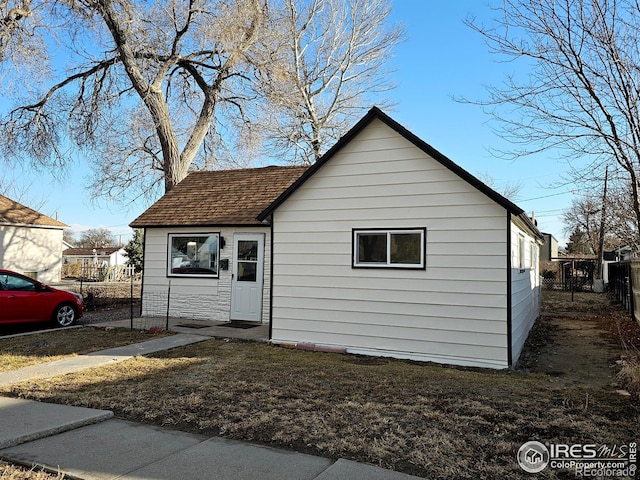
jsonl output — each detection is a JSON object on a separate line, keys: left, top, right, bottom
{"left": 518, "top": 235, "right": 526, "bottom": 269}
{"left": 353, "top": 229, "right": 425, "bottom": 269}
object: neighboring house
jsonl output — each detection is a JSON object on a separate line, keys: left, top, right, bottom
{"left": 539, "top": 232, "right": 560, "bottom": 286}
{"left": 131, "top": 107, "right": 543, "bottom": 369}
{"left": 0, "top": 194, "right": 67, "bottom": 283}
{"left": 63, "top": 246, "right": 127, "bottom": 268}
{"left": 540, "top": 233, "right": 558, "bottom": 262}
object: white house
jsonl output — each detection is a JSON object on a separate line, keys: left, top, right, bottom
{"left": 131, "top": 107, "right": 543, "bottom": 369}
{"left": 63, "top": 246, "right": 127, "bottom": 268}
{"left": 130, "top": 166, "right": 309, "bottom": 323}
{"left": 0, "top": 194, "right": 67, "bottom": 283}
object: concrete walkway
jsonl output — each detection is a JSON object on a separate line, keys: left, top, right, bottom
{"left": 0, "top": 334, "right": 209, "bottom": 386}
{"left": 83, "top": 315, "right": 271, "bottom": 342}
{"left": 0, "top": 333, "right": 424, "bottom": 480}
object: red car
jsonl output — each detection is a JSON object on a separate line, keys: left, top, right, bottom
{"left": 0, "top": 270, "right": 84, "bottom": 327}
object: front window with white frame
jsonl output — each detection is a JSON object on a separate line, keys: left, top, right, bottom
{"left": 353, "top": 228, "right": 426, "bottom": 269}
{"left": 168, "top": 233, "right": 219, "bottom": 277}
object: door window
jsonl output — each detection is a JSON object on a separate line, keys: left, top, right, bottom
{"left": 236, "top": 240, "right": 258, "bottom": 282}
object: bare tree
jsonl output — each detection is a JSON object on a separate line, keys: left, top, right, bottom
{"left": 0, "top": 172, "right": 48, "bottom": 212}
{"left": 63, "top": 229, "right": 77, "bottom": 246}
{"left": 0, "top": 0, "right": 31, "bottom": 59}
{"left": 0, "top": 0, "right": 52, "bottom": 91}
{"left": 562, "top": 195, "right": 612, "bottom": 256}
{"left": 476, "top": 171, "right": 523, "bottom": 201}
{"left": 562, "top": 183, "right": 639, "bottom": 271}
{"left": 607, "top": 181, "right": 640, "bottom": 252}
{"left": 0, "top": 0, "right": 268, "bottom": 203}
{"left": 78, "top": 227, "right": 115, "bottom": 248}
{"left": 258, "top": 0, "right": 404, "bottom": 163}
{"left": 465, "top": 0, "right": 640, "bottom": 251}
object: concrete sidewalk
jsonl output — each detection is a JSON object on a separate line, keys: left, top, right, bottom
{"left": 0, "top": 334, "right": 425, "bottom": 479}
{"left": 0, "top": 397, "right": 424, "bottom": 480}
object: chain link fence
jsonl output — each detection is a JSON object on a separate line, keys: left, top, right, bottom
{"left": 55, "top": 276, "right": 142, "bottom": 328}
{"left": 140, "top": 283, "right": 223, "bottom": 329}
{"left": 60, "top": 279, "right": 141, "bottom": 310}
{"left": 60, "top": 279, "right": 212, "bottom": 331}
{"left": 540, "top": 259, "right": 595, "bottom": 291}
{"left": 138, "top": 289, "right": 172, "bottom": 331}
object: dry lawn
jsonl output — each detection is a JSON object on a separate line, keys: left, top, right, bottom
{"left": 0, "top": 462, "right": 63, "bottom": 480}
{"left": 0, "top": 291, "right": 638, "bottom": 479}
{"left": 0, "top": 327, "right": 171, "bottom": 372}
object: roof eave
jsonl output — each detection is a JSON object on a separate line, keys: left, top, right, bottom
{"left": 512, "top": 213, "right": 545, "bottom": 242}
{"left": 0, "top": 221, "right": 68, "bottom": 230}
{"left": 129, "top": 221, "right": 271, "bottom": 229}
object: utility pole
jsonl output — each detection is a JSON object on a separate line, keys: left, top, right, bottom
{"left": 597, "top": 166, "right": 608, "bottom": 282}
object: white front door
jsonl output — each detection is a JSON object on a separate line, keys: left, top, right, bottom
{"left": 230, "top": 233, "right": 264, "bottom": 321}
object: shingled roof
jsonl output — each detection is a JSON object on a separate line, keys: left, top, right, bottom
{"left": 130, "top": 165, "right": 309, "bottom": 227}
{"left": 0, "top": 194, "right": 67, "bottom": 228}
{"left": 63, "top": 247, "right": 123, "bottom": 256}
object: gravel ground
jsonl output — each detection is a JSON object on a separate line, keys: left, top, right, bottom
{"left": 80, "top": 304, "right": 140, "bottom": 325}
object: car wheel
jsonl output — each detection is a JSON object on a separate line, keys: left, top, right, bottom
{"left": 53, "top": 304, "right": 77, "bottom": 327}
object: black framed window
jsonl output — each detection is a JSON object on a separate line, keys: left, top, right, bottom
{"left": 168, "top": 233, "right": 219, "bottom": 277}
{"left": 353, "top": 228, "right": 425, "bottom": 269}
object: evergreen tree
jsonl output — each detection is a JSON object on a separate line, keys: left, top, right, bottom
{"left": 565, "top": 228, "right": 591, "bottom": 255}
{"left": 124, "top": 229, "right": 144, "bottom": 272}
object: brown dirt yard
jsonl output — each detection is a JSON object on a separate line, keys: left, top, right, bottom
{"left": 1, "top": 290, "right": 639, "bottom": 480}
{"left": 518, "top": 290, "right": 637, "bottom": 388}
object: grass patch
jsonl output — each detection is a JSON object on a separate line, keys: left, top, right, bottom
{"left": 1, "top": 339, "right": 637, "bottom": 479}
{"left": 541, "top": 289, "right": 615, "bottom": 314}
{"left": 0, "top": 327, "right": 172, "bottom": 372}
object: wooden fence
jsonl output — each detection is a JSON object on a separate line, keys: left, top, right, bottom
{"left": 62, "top": 263, "right": 139, "bottom": 282}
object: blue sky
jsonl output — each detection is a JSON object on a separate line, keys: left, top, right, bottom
{"left": 2, "top": 1, "right": 574, "bottom": 246}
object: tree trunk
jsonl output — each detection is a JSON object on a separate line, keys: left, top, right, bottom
{"left": 98, "top": 1, "right": 185, "bottom": 192}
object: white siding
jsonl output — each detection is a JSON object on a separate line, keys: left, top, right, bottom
{"left": 0, "top": 225, "right": 63, "bottom": 283}
{"left": 510, "top": 220, "right": 541, "bottom": 364}
{"left": 110, "top": 249, "right": 127, "bottom": 267}
{"left": 271, "top": 119, "right": 511, "bottom": 369}
{"left": 141, "top": 226, "right": 270, "bottom": 323}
